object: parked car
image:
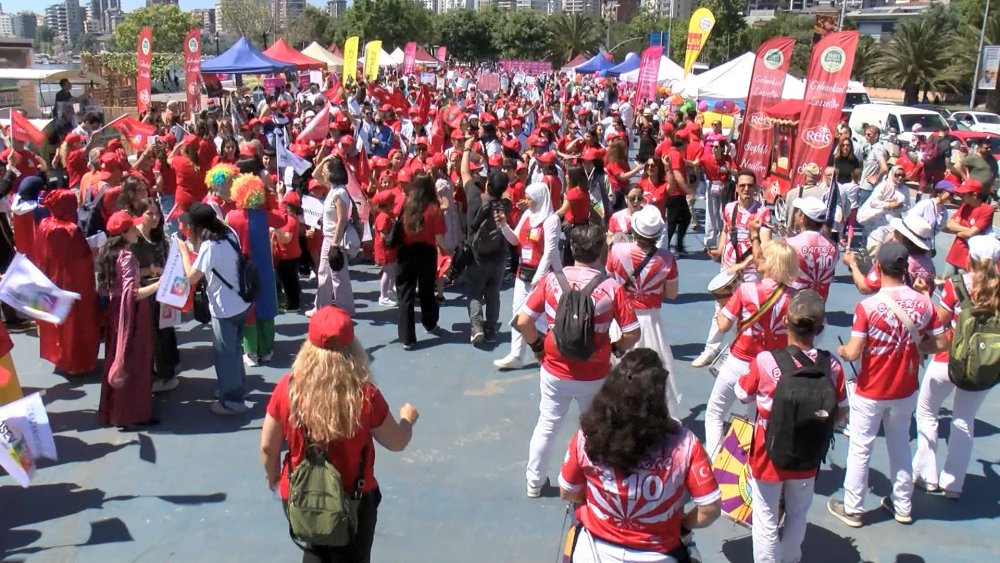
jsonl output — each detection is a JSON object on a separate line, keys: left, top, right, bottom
{"left": 951, "top": 111, "right": 1000, "bottom": 134}
{"left": 949, "top": 130, "right": 1000, "bottom": 160}
{"left": 848, "top": 104, "right": 951, "bottom": 143}
{"left": 914, "top": 104, "right": 958, "bottom": 129}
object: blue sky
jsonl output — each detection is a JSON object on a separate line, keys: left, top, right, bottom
{"left": 3, "top": 1, "right": 334, "bottom": 14}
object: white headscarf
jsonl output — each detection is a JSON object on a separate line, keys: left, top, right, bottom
{"left": 525, "top": 181, "right": 554, "bottom": 228}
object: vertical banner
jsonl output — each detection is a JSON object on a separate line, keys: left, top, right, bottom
{"left": 402, "top": 41, "right": 417, "bottom": 74}
{"left": 136, "top": 27, "right": 153, "bottom": 113}
{"left": 790, "top": 31, "right": 859, "bottom": 190}
{"left": 636, "top": 45, "right": 664, "bottom": 105}
{"left": 342, "top": 36, "right": 359, "bottom": 85}
{"left": 364, "top": 40, "right": 383, "bottom": 82}
{"left": 736, "top": 36, "right": 796, "bottom": 179}
{"left": 183, "top": 29, "right": 202, "bottom": 118}
{"left": 978, "top": 45, "right": 1000, "bottom": 91}
{"left": 683, "top": 7, "right": 715, "bottom": 78}
{"left": 436, "top": 46, "right": 447, "bottom": 62}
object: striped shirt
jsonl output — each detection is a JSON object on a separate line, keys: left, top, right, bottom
{"left": 606, "top": 243, "right": 678, "bottom": 310}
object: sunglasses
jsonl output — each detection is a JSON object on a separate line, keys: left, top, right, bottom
{"left": 627, "top": 195, "right": 644, "bottom": 202}
{"left": 893, "top": 173, "right": 905, "bottom": 178}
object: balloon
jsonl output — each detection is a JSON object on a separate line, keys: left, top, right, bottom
{"left": 714, "top": 100, "right": 725, "bottom": 111}
{"left": 722, "top": 100, "right": 736, "bottom": 112}
{"left": 697, "top": 101, "right": 708, "bottom": 112}
{"left": 670, "top": 94, "right": 683, "bottom": 105}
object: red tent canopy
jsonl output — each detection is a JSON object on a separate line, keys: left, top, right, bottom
{"left": 328, "top": 44, "right": 343, "bottom": 57}
{"left": 765, "top": 99, "right": 804, "bottom": 124}
{"left": 413, "top": 45, "right": 439, "bottom": 63}
{"left": 264, "top": 38, "right": 326, "bottom": 71}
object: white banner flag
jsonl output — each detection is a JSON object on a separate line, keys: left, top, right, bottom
{"left": 0, "top": 254, "right": 80, "bottom": 325}
{"left": 155, "top": 240, "right": 190, "bottom": 309}
{"left": 301, "top": 195, "right": 324, "bottom": 229}
{"left": 0, "top": 393, "right": 58, "bottom": 488}
{"left": 277, "top": 138, "right": 312, "bottom": 176}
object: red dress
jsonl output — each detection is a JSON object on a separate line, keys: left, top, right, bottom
{"left": 36, "top": 190, "right": 101, "bottom": 375}
{"left": 169, "top": 155, "right": 207, "bottom": 220}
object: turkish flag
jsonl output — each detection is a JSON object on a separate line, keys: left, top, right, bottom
{"left": 9, "top": 109, "right": 45, "bottom": 147}
{"left": 298, "top": 103, "right": 331, "bottom": 143}
{"left": 109, "top": 116, "right": 157, "bottom": 150}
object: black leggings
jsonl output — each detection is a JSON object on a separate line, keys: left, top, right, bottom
{"left": 396, "top": 243, "right": 439, "bottom": 345}
{"left": 276, "top": 258, "right": 302, "bottom": 310}
{"left": 298, "top": 489, "right": 382, "bottom": 563}
{"left": 665, "top": 195, "right": 692, "bottom": 251}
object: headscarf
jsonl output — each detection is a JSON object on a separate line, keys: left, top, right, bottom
{"left": 525, "top": 181, "right": 554, "bottom": 228}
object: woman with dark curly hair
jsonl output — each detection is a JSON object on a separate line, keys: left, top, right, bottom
{"left": 559, "top": 349, "right": 721, "bottom": 563}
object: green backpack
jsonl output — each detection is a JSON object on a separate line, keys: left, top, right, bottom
{"left": 285, "top": 439, "right": 367, "bottom": 548}
{"left": 948, "top": 275, "right": 1000, "bottom": 392}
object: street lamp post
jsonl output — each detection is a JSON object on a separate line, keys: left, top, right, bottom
{"left": 214, "top": 33, "right": 220, "bottom": 56}
{"left": 970, "top": 0, "right": 992, "bottom": 109}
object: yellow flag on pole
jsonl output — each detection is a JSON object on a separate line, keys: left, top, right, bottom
{"left": 364, "top": 40, "right": 383, "bottom": 82}
{"left": 342, "top": 36, "right": 359, "bottom": 85}
{"left": 683, "top": 7, "right": 716, "bottom": 78}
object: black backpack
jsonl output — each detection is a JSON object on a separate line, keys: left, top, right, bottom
{"left": 552, "top": 272, "right": 607, "bottom": 362}
{"left": 213, "top": 235, "right": 259, "bottom": 303}
{"left": 382, "top": 215, "right": 404, "bottom": 248}
{"left": 765, "top": 347, "right": 839, "bottom": 471}
{"left": 78, "top": 183, "right": 109, "bottom": 237}
{"left": 469, "top": 199, "right": 505, "bottom": 257}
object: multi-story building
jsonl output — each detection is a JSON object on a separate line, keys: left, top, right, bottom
{"left": 146, "top": 0, "right": 178, "bottom": 6}
{"left": 272, "top": 0, "right": 305, "bottom": 29}
{"left": 493, "top": 0, "right": 560, "bottom": 13}
{"left": 641, "top": 0, "right": 695, "bottom": 22}
{"left": 563, "top": 0, "right": 600, "bottom": 14}
{"left": 0, "top": 11, "right": 14, "bottom": 38}
{"left": 326, "top": 0, "right": 347, "bottom": 18}
{"left": 12, "top": 11, "right": 38, "bottom": 39}
{"left": 436, "top": 0, "right": 473, "bottom": 12}
{"left": 192, "top": 8, "right": 217, "bottom": 34}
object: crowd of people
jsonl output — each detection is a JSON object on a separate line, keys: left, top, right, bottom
{"left": 0, "top": 67, "right": 998, "bottom": 563}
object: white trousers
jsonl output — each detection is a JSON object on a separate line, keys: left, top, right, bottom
{"left": 751, "top": 477, "right": 815, "bottom": 563}
{"left": 525, "top": 367, "right": 604, "bottom": 488}
{"left": 508, "top": 278, "right": 546, "bottom": 361}
{"left": 572, "top": 527, "right": 680, "bottom": 563}
{"left": 315, "top": 237, "right": 354, "bottom": 314}
{"left": 704, "top": 354, "right": 754, "bottom": 458}
{"left": 704, "top": 182, "right": 725, "bottom": 247}
{"left": 703, "top": 301, "right": 725, "bottom": 354}
{"left": 843, "top": 391, "right": 917, "bottom": 515}
{"left": 912, "top": 360, "right": 990, "bottom": 495}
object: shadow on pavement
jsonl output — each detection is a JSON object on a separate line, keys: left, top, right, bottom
{"left": 721, "top": 523, "right": 861, "bottom": 563}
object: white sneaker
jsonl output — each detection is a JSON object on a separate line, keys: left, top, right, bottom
{"left": 305, "top": 308, "right": 317, "bottom": 318}
{"left": 261, "top": 352, "right": 273, "bottom": 364}
{"left": 378, "top": 297, "right": 398, "bottom": 307}
{"left": 493, "top": 355, "right": 524, "bottom": 370}
{"left": 152, "top": 378, "right": 180, "bottom": 393}
{"left": 308, "top": 271, "right": 317, "bottom": 281}
{"left": 243, "top": 354, "right": 259, "bottom": 368}
{"left": 526, "top": 477, "right": 549, "bottom": 498}
{"left": 691, "top": 349, "right": 719, "bottom": 368}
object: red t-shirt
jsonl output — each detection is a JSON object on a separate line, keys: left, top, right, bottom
{"left": 722, "top": 201, "right": 771, "bottom": 281}
{"left": 100, "top": 184, "right": 122, "bottom": 222}
{"left": 266, "top": 374, "right": 389, "bottom": 501}
{"left": 170, "top": 155, "right": 208, "bottom": 211}
{"left": 543, "top": 173, "right": 563, "bottom": 210}
{"left": 608, "top": 208, "right": 632, "bottom": 235}
{"left": 274, "top": 211, "right": 302, "bottom": 261}
{"left": 933, "top": 273, "right": 973, "bottom": 362}
{"left": 155, "top": 158, "right": 177, "bottom": 196}
{"left": 850, "top": 286, "right": 943, "bottom": 400}
{"left": 606, "top": 242, "right": 678, "bottom": 310}
{"left": 506, "top": 180, "right": 527, "bottom": 227}
{"left": 945, "top": 203, "right": 994, "bottom": 270}
{"left": 559, "top": 428, "right": 720, "bottom": 553}
{"left": 522, "top": 266, "right": 639, "bottom": 381}
{"left": 604, "top": 161, "right": 629, "bottom": 194}
{"left": 373, "top": 211, "right": 399, "bottom": 265}
{"left": 720, "top": 278, "right": 793, "bottom": 362}
{"left": 563, "top": 186, "right": 591, "bottom": 226}
{"left": 701, "top": 153, "right": 732, "bottom": 183}
{"left": 65, "top": 148, "right": 88, "bottom": 189}
{"left": 666, "top": 148, "right": 686, "bottom": 196}
{"left": 653, "top": 140, "right": 672, "bottom": 160}
{"left": 638, "top": 178, "right": 668, "bottom": 216}
{"left": 736, "top": 349, "right": 848, "bottom": 482}
{"left": 402, "top": 203, "right": 446, "bottom": 246}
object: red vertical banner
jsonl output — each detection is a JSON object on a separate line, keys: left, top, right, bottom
{"left": 136, "top": 27, "right": 153, "bottom": 113}
{"left": 184, "top": 29, "right": 202, "bottom": 118}
{"left": 790, "top": 31, "right": 858, "bottom": 189}
{"left": 402, "top": 42, "right": 417, "bottom": 75}
{"left": 635, "top": 45, "right": 664, "bottom": 105}
{"left": 436, "top": 46, "right": 447, "bottom": 63}
{"left": 736, "top": 36, "right": 796, "bottom": 179}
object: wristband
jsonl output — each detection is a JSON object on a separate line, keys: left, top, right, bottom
{"left": 528, "top": 337, "right": 545, "bottom": 354}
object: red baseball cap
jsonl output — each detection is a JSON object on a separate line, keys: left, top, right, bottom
{"left": 282, "top": 191, "right": 302, "bottom": 207}
{"left": 488, "top": 153, "right": 503, "bottom": 168}
{"left": 956, "top": 178, "right": 984, "bottom": 195}
{"left": 64, "top": 133, "right": 82, "bottom": 146}
{"left": 450, "top": 129, "right": 466, "bottom": 141}
{"left": 397, "top": 169, "right": 413, "bottom": 184}
{"left": 105, "top": 210, "right": 143, "bottom": 236}
{"left": 239, "top": 144, "right": 257, "bottom": 158}
{"left": 536, "top": 151, "right": 556, "bottom": 165}
{"left": 502, "top": 137, "right": 521, "bottom": 152}
{"left": 380, "top": 104, "right": 393, "bottom": 113}
{"left": 581, "top": 147, "right": 601, "bottom": 161}
{"left": 307, "top": 306, "right": 354, "bottom": 350}
{"left": 429, "top": 153, "right": 447, "bottom": 168}
{"left": 415, "top": 136, "right": 429, "bottom": 147}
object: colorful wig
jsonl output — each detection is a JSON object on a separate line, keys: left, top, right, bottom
{"left": 204, "top": 163, "right": 240, "bottom": 190}
{"left": 230, "top": 173, "right": 266, "bottom": 210}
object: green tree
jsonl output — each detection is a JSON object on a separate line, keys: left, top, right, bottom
{"left": 284, "top": 6, "right": 336, "bottom": 49}
{"left": 331, "top": 0, "right": 435, "bottom": 49}
{"left": 490, "top": 8, "right": 551, "bottom": 60}
{"left": 436, "top": 8, "right": 497, "bottom": 62}
{"left": 747, "top": 14, "right": 814, "bottom": 76}
{"left": 700, "top": 0, "right": 749, "bottom": 65}
{"left": 77, "top": 33, "right": 98, "bottom": 53}
{"left": 869, "top": 16, "right": 958, "bottom": 105}
{"left": 948, "top": 0, "right": 1000, "bottom": 110}
{"left": 218, "top": 0, "right": 272, "bottom": 42}
{"left": 113, "top": 4, "right": 200, "bottom": 53}
{"left": 852, "top": 34, "right": 879, "bottom": 84}
{"left": 548, "top": 13, "right": 604, "bottom": 65}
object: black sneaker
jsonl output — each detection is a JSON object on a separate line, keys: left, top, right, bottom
{"left": 484, "top": 329, "right": 497, "bottom": 343}
{"left": 827, "top": 498, "right": 863, "bottom": 528}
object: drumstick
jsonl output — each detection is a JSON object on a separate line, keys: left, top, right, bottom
{"left": 837, "top": 336, "right": 859, "bottom": 379}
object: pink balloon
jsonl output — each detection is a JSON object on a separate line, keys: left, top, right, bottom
{"left": 697, "top": 101, "right": 708, "bottom": 112}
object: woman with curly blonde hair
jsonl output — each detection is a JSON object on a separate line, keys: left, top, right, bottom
{"left": 260, "top": 306, "right": 419, "bottom": 563}
{"left": 912, "top": 235, "right": 1000, "bottom": 499}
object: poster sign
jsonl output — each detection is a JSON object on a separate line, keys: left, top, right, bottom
{"left": 636, "top": 45, "right": 664, "bottom": 105}
{"left": 737, "top": 37, "right": 796, "bottom": 179}
{"left": 156, "top": 241, "right": 190, "bottom": 310}
{"left": 301, "top": 195, "right": 325, "bottom": 229}
{"left": 477, "top": 73, "right": 500, "bottom": 92}
{"left": 979, "top": 45, "right": 1000, "bottom": 91}
{"left": 499, "top": 60, "right": 552, "bottom": 75}
{"left": 136, "top": 27, "right": 153, "bottom": 113}
{"left": 683, "top": 8, "right": 715, "bottom": 78}
{"left": 184, "top": 29, "right": 202, "bottom": 117}
{"left": 0, "top": 254, "right": 80, "bottom": 325}
{"left": 0, "top": 393, "right": 58, "bottom": 488}
{"left": 263, "top": 76, "right": 287, "bottom": 92}
{"left": 436, "top": 46, "right": 447, "bottom": 62}
{"left": 364, "top": 40, "right": 383, "bottom": 81}
{"left": 436, "top": 77, "right": 445, "bottom": 91}
{"left": 420, "top": 72, "right": 435, "bottom": 85}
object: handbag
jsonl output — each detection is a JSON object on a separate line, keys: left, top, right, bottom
{"left": 192, "top": 280, "right": 211, "bottom": 324}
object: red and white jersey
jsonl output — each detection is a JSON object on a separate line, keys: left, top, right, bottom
{"left": 786, "top": 230, "right": 839, "bottom": 299}
{"left": 721, "top": 278, "right": 793, "bottom": 362}
{"left": 851, "top": 286, "right": 944, "bottom": 400}
{"left": 605, "top": 242, "right": 678, "bottom": 310}
{"left": 736, "top": 348, "right": 848, "bottom": 482}
{"left": 865, "top": 253, "right": 935, "bottom": 292}
{"left": 722, "top": 201, "right": 770, "bottom": 282}
{"left": 608, "top": 208, "right": 632, "bottom": 235}
{"left": 522, "top": 266, "right": 639, "bottom": 381}
{"left": 933, "top": 273, "right": 974, "bottom": 362}
{"left": 559, "top": 427, "right": 720, "bottom": 554}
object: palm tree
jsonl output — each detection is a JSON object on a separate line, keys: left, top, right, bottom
{"left": 851, "top": 34, "right": 879, "bottom": 85}
{"left": 869, "top": 17, "right": 958, "bottom": 105}
{"left": 549, "top": 13, "right": 604, "bottom": 65}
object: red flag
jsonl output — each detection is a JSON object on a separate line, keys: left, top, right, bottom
{"left": 416, "top": 84, "right": 431, "bottom": 122}
{"left": 298, "top": 104, "right": 331, "bottom": 143}
{"left": 183, "top": 29, "right": 202, "bottom": 118}
{"left": 736, "top": 37, "right": 796, "bottom": 181}
{"left": 436, "top": 46, "right": 447, "bottom": 62}
{"left": 136, "top": 27, "right": 153, "bottom": 113}
{"left": 402, "top": 42, "right": 417, "bottom": 75}
{"left": 390, "top": 88, "right": 409, "bottom": 113}
{"left": 323, "top": 86, "right": 343, "bottom": 105}
{"left": 9, "top": 109, "right": 45, "bottom": 147}
{"left": 636, "top": 46, "right": 664, "bottom": 106}
{"left": 789, "top": 31, "right": 858, "bottom": 190}
{"left": 109, "top": 115, "right": 157, "bottom": 150}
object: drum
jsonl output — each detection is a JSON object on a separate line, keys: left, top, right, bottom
{"left": 707, "top": 269, "right": 739, "bottom": 306}
{"left": 711, "top": 415, "right": 754, "bottom": 528}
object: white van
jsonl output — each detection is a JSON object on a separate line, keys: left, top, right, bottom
{"left": 848, "top": 104, "right": 951, "bottom": 143}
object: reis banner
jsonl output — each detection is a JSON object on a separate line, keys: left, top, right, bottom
{"left": 136, "top": 27, "right": 153, "bottom": 113}
{"left": 736, "top": 37, "right": 796, "bottom": 179}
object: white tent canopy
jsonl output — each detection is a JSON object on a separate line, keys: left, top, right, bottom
{"left": 301, "top": 41, "right": 343, "bottom": 70}
{"left": 364, "top": 44, "right": 395, "bottom": 67}
{"left": 389, "top": 47, "right": 404, "bottom": 65}
{"left": 619, "top": 56, "right": 684, "bottom": 85}
{"left": 675, "top": 52, "right": 808, "bottom": 101}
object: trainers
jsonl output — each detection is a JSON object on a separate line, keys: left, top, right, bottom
{"left": 471, "top": 330, "right": 485, "bottom": 345}
{"left": 210, "top": 401, "right": 249, "bottom": 416}
{"left": 151, "top": 378, "right": 180, "bottom": 393}
{"left": 880, "top": 496, "right": 912, "bottom": 524}
{"left": 493, "top": 355, "right": 524, "bottom": 370}
{"left": 691, "top": 349, "right": 719, "bottom": 368}
{"left": 484, "top": 329, "right": 497, "bottom": 343}
{"left": 426, "top": 325, "right": 443, "bottom": 336}
{"left": 827, "top": 498, "right": 863, "bottom": 528}
{"left": 305, "top": 308, "right": 317, "bottom": 318}
{"left": 526, "top": 477, "right": 549, "bottom": 498}
{"left": 243, "top": 354, "right": 259, "bottom": 368}
{"left": 402, "top": 343, "right": 414, "bottom": 351}
{"left": 914, "top": 476, "right": 940, "bottom": 494}
{"left": 378, "top": 297, "right": 398, "bottom": 307}
{"left": 261, "top": 353, "right": 273, "bottom": 364}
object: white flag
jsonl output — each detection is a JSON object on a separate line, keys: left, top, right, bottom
{"left": 155, "top": 240, "right": 190, "bottom": 310}
{"left": 0, "top": 254, "right": 80, "bottom": 325}
{"left": 277, "top": 137, "right": 312, "bottom": 176}
{"left": 0, "top": 393, "right": 58, "bottom": 488}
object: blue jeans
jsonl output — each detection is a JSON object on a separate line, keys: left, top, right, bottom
{"left": 857, "top": 188, "right": 873, "bottom": 207}
{"left": 211, "top": 307, "right": 249, "bottom": 408}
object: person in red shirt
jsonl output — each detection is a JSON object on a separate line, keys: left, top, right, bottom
{"left": 603, "top": 140, "right": 643, "bottom": 212}
{"left": 274, "top": 191, "right": 303, "bottom": 311}
{"left": 168, "top": 134, "right": 208, "bottom": 221}
{"left": 515, "top": 225, "right": 640, "bottom": 497}
{"left": 54, "top": 132, "right": 90, "bottom": 190}
{"left": 637, "top": 157, "right": 669, "bottom": 217}
{"left": 944, "top": 178, "right": 994, "bottom": 277}
{"left": 736, "top": 290, "right": 847, "bottom": 563}
{"left": 1, "top": 140, "right": 45, "bottom": 193}
{"left": 830, "top": 242, "right": 947, "bottom": 528}
{"left": 397, "top": 174, "right": 449, "bottom": 350}
{"left": 372, "top": 190, "right": 400, "bottom": 307}
{"left": 664, "top": 134, "right": 693, "bottom": 256}
{"left": 260, "top": 306, "right": 419, "bottom": 563}
{"left": 700, "top": 140, "right": 733, "bottom": 248}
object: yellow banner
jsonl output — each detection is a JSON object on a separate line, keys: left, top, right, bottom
{"left": 364, "top": 40, "right": 383, "bottom": 82}
{"left": 683, "top": 7, "right": 716, "bottom": 78}
{"left": 342, "top": 36, "right": 359, "bottom": 86}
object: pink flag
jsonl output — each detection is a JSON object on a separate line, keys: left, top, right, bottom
{"left": 436, "top": 46, "right": 447, "bottom": 62}
{"left": 636, "top": 46, "right": 664, "bottom": 105}
{"left": 736, "top": 37, "right": 796, "bottom": 180}
{"left": 403, "top": 42, "right": 417, "bottom": 75}
{"left": 298, "top": 103, "right": 331, "bottom": 143}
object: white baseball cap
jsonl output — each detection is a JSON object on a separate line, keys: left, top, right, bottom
{"left": 792, "top": 196, "right": 827, "bottom": 223}
{"left": 969, "top": 235, "right": 1000, "bottom": 262}
{"left": 632, "top": 205, "right": 664, "bottom": 239}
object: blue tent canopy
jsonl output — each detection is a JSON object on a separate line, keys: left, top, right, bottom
{"left": 605, "top": 52, "right": 640, "bottom": 76}
{"left": 573, "top": 52, "right": 616, "bottom": 74}
{"left": 201, "top": 36, "right": 295, "bottom": 75}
